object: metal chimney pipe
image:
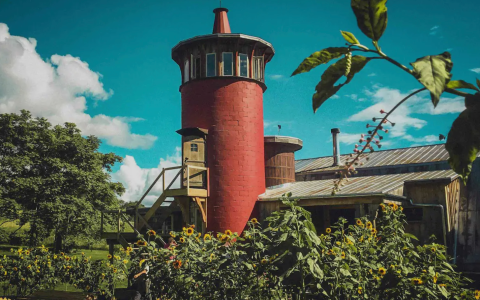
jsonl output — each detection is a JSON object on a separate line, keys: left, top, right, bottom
{"left": 331, "top": 128, "right": 341, "bottom": 166}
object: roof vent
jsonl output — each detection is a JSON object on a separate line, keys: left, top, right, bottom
{"left": 212, "top": 8, "right": 231, "bottom": 34}
{"left": 331, "top": 128, "right": 342, "bottom": 166}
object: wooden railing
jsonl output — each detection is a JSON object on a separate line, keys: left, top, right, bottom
{"left": 100, "top": 164, "right": 208, "bottom": 248}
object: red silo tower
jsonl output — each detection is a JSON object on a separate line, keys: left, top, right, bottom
{"left": 171, "top": 7, "right": 275, "bottom": 234}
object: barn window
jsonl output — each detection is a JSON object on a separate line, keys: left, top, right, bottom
{"left": 191, "top": 143, "right": 198, "bottom": 152}
{"left": 239, "top": 53, "right": 249, "bottom": 77}
{"left": 222, "top": 52, "right": 233, "bottom": 76}
{"left": 206, "top": 53, "right": 216, "bottom": 77}
{"left": 253, "top": 56, "right": 264, "bottom": 80}
{"left": 403, "top": 207, "right": 423, "bottom": 222}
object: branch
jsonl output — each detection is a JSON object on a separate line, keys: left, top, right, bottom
{"left": 332, "top": 87, "right": 427, "bottom": 195}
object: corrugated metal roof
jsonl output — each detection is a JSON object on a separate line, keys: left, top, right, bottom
{"left": 259, "top": 170, "right": 458, "bottom": 200}
{"left": 296, "top": 144, "right": 450, "bottom": 173}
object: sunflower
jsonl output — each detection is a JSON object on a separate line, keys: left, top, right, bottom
{"left": 84, "top": 259, "right": 89, "bottom": 263}
{"left": 220, "top": 234, "right": 229, "bottom": 242}
{"left": 169, "top": 231, "right": 176, "bottom": 238}
{"left": 326, "top": 228, "right": 332, "bottom": 234}
{"left": 474, "top": 290, "right": 479, "bottom": 299}
{"left": 366, "top": 221, "right": 372, "bottom": 229}
{"left": 358, "top": 236, "right": 364, "bottom": 242}
{"left": 190, "top": 224, "right": 195, "bottom": 229}
{"left": 204, "top": 234, "right": 212, "bottom": 241}
{"left": 127, "top": 246, "right": 133, "bottom": 252}
{"left": 411, "top": 278, "right": 423, "bottom": 285}
{"left": 173, "top": 260, "right": 182, "bottom": 269}
{"left": 25, "top": 250, "right": 30, "bottom": 256}
{"left": 388, "top": 203, "right": 394, "bottom": 208}
{"left": 439, "top": 284, "right": 446, "bottom": 288}
{"left": 107, "top": 254, "right": 112, "bottom": 259}
{"left": 65, "top": 256, "right": 71, "bottom": 261}
{"left": 341, "top": 252, "right": 346, "bottom": 259}
{"left": 139, "top": 259, "right": 146, "bottom": 267}
{"left": 54, "top": 255, "right": 58, "bottom": 259}
{"left": 393, "top": 203, "right": 398, "bottom": 211}
{"left": 147, "top": 229, "right": 156, "bottom": 236}
{"left": 356, "top": 219, "right": 363, "bottom": 226}
{"left": 261, "top": 258, "right": 268, "bottom": 264}
{"left": 327, "top": 249, "right": 335, "bottom": 256}
{"left": 430, "top": 247, "right": 436, "bottom": 253}
{"left": 250, "top": 218, "right": 259, "bottom": 224}
{"left": 180, "top": 237, "right": 185, "bottom": 243}
{"left": 225, "top": 229, "right": 233, "bottom": 236}
{"left": 13, "top": 267, "right": 18, "bottom": 271}
{"left": 123, "top": 260, "right": 128, "bottom": 264}
{"left": 358, "top": 287, "right": 362, "bottom": 294}
{"left": 186, "top": 228, "right": 194, "bottom": 236}
{"left": 113, "top": 268, "right": 117, "bottom": 273}
{"left": 378, "top": 267, "right": 386, "bottom": 276}
{"left": 380, "top": 204, "right": 386, "bottom": 211}
{"left": 371, "top": 228, "right": 377, "bottom": 235}
{"left": 433, "top": 273, "right": 438, "bottom": 284}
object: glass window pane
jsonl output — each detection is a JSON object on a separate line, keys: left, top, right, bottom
{"left": 223, "top": 53, "right": 233, "bottom": 76}
{"left": 206, "top": 54, "right": 216, "bottom": 77}
{"left": 253, "top": 56, "right": 264, "bottom": 80}
{"left": 239, "top": 54, "right": 248, "bottom": 77}
{"left": 184, "top": 60, "right": 189, "bottom": 83}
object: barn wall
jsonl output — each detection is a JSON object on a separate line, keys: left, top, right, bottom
{"left": 457, "top": 159, "right": 480, "bottom": 271}
{"left": 403, "top": 182, "right": 449, "bottom": 247}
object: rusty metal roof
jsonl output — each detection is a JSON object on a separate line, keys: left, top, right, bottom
{"left": 296, "top": 144, "right": 450, "bottom": 174}
{"left": 259, "top": 170, "right": 458, "bottom": 200}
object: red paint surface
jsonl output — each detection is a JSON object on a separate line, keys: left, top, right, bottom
{"left": 182, "top": 78, "right": 265, "bottom": 234}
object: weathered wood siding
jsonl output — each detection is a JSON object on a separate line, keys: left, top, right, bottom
{"left": 264, "top": 146, "right": 296, "bottom": 188}
{"left": 457, "top": 159, "right": 480, "bottom": 271}
{"left": 403, "top": 181, "right": 450, "bottom": 247}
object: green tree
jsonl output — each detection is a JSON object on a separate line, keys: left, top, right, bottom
{"left": 0, "top": 110, "right": 125, "bottom": 250}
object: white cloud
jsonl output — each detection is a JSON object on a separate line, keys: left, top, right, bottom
{"left": 112, "top": 147, "right": 182, "bottom": 206}
{"left": 331, "top": 95, "right": 340, "bottom": 99}
{"left": 470, "top": 68, "right": 480, "bottom": 74}
{"left": 430, "top": 25, "right": 439, "bottom": 35}
{"left": 338, "top": 133, "right": 362, "bottom": 145}
{"left": 368, "top": 73, "right": 377, "bottom": 77}
{"left": 347, "top": 86, "right": 464, "bottom": 142}
{"left": 269, "top": 74, "right": 284, "bottom": 80}
{"left": 0, "top": 23, "right": 157, "bottom": 149}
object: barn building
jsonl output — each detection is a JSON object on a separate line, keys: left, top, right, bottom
{"left": 100, "top": 7, "right": 480, "bottom": 274}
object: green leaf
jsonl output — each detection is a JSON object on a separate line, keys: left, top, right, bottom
{"left": 446, "top": 96, "right": 480, "bottom": 184}
{"left": 340, "top": 31, "right": 360, "bottom": 44}
{"left": 410, "top": 52, "right": 453, "bottom": 107}
{"left": 313, "top": 55, "right": 371, "bottom": 112}
{"left": 351, "top": 0, "right": 388, "bottom": 41}
{"left": 403, "top": 233, "right": 419, "bottom": 241}
{"left": 477, "top": 78, "right": 480, "bottom": 89}
{"left": 291, "top": 47, "right": 350, "bottom": 76}
{"left": 446, "top": 80, "right": 480, "bottom": 92}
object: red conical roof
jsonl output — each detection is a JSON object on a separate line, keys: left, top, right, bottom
{"left": 212, "top": 8, "right": 231, "bottom": 34}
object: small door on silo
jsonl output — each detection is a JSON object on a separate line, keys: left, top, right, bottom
{"left": 182, "top": 135, "right": 206, "bottom": 188}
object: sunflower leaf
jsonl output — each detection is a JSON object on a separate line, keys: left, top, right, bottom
{"left": 351, "top": 0, "right": 388, "bottom": 41}
{"left": 291, "top": 47, "right": 350, "bottom": 76}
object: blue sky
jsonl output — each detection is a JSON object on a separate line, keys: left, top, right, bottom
{"left": 1, "top": 0, "right": 479, "bottom": 203}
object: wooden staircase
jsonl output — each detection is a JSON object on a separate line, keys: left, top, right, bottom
{"left": 101, "top": 164, "right": 208, "bottom": 249}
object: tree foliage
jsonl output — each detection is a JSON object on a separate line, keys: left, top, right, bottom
{"left": 0, "top": 110, "right": 125, "bottom": 249}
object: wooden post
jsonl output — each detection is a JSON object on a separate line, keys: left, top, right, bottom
{"left": 162, "top": 168, "right": 165, "bottom": 192}
{"left": 187, "top": 165, "right": 190, "bottom": 193}
{"left": 108, "top": 242, "right": 114, "bottom": 263}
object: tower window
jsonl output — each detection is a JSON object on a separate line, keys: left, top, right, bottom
{"left": 253, "top": 56, "right": 264, "bottom": 81}
{"left": 239, "top": 53, "right": 249, "bottom": 77}
{"left": 206, "top": 53, "right": 216, "bottom": 77}
{"left": 183, "top": 60, "right": 190, "bottom": 83}
{"left": 222, "top": 52, "right": 233, "bottom": 76}
{"left": 191, "top": 55, "right": 201, "bottom": 79}
{"left": 190, "top": 143, "right": 198, "bottom": 152}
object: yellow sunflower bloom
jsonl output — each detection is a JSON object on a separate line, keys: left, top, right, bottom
{"left": 169, "top": 231, "right": 176, "bottom": 238}
{"left": 411, "top": 278, "right": 423, "bottom": 285}
{"left": 474, "top": 290, "right": 479, "bottom": 299}
{"left": 225, "top": 229, "right": 232, "bottom": 236}
{"left": 341, "top": 252, "right": 346, "bottom": 259}
{"left": 250, "top": 218, "right": 259, "bottom": 224}
{"left": 123, "top": 260, "right": 128, "bottom": 264}
{"left": 180, "top": 237, "right": 185, "bottom": 243}
{"left": 261, "top": 258, "right": 268, "bottom": 264}
{"left": 366, "top": 221, "right": 372, "bottom": 229}
{"left": 173, "top": 260, "right": 182, "bottom": 269}
{"left": 380, "top": 203, "right": 386, "bottom": 211}
{"left": 204, "top": 234, "right": 212, "bottom": 241}
{"left": 356, "top": 219, "right": 363, "bottom": 226}
{"left": 378, "top": 267, "right": 386, "bottom": 276}
{"left": 147, "top": 230, "right": 156, "bottom": 236}
{"left": 186, "top": 228, "right": 194, "bottom": 236}
{"left": 358, "top": 287, "right": 362, "bottom": 294}
{"left": 430, "top": 247, "right": 436, "bottom": 253}
{"left": 107, "top": 254, "right": 112, "bottom": 259}
{"left": 190, "top": 224, "right": 195, "bottom": 229}
{"left": 325, "top": 228, "right": 331, "bottom": 234}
